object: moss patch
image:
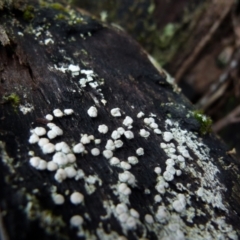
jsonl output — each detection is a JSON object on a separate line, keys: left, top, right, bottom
{"left": 2, "top": 93, "right": 20, "bottom": 109}
{"left": 23, "top": 5, "right": 35, "bottom": 21}
{"left": 192, "top": 110, "right": 212, "bottom": 135}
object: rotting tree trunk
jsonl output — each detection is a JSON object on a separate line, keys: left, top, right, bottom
{"left": 0, "top": 1, "right": 240, "bottom": 240}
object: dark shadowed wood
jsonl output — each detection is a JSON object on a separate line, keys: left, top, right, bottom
{"left": 0, "top": 1, "right": 240, "bottom": 240}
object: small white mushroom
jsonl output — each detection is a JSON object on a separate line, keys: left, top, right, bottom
{"left": 116, "top": 203, "right": 128, "bottom": 215}
{"left": 87, "top": 106, "right": 98, "bottom": 117}
{"left": 47, "top": 161, "right": 58, "bottom": 171}
{"left": 166, "top": 165, "right": 176, "bottom": 175}
{"left": 55, "top": 142, "right": 71, "bottom": 153}
{"left": 124, "top": 131, "right": 134, "bottom": 139}
{"left": 73, "top": 143, "right": 85, "bottom": 153}
{"left": 154, "top": 129, "right": 162, "bottom": 134}
{"left": 110, "top": 157, "right": 120, "bottom": 165}
{"left": 103, "top": 150, "right": 113, "bottom": 159}
{"left": 45, "top": 38, "right": 54, "bottom": 45}
{"left": 136, "top": 148, "right": 144, "bottom": 156}
{"left": 156, "top": 206, "right": 168, "bottom": 224}
{"left": 130, "top": 209, "right": 139, "bottom": 219}
{"left": 118, "top": 183, "right": 131, "bottom": 196}
{"left": 123, "top": 116, "right": 133, "bottom": 127}
{"left": 126, "top": 216, "right": 136, "bottom": 229}
{"left": 52, "top": 152, "right": 68, "bottom": 165}
{"left": 118, "top": 171, "right": 135, "bottom": 185}
{"left": 54, "top": 168, "right": 67, "bottom": 182}
{"left": 111, "top": 130, "right": 121, "bottom": 140}
{"left": 53, "top": 109, "right": 64, "bottom": 117}
{"left": 29, "top": 133, "right": 39, "bottom": 144}
{"left": 52, "top": 193, "right": 65, "bottom": 205}
{"left": 80, "top": 134, "right": 91, "bottom": 144}
{"left": 105, "top": 139, "right": 115, "bottom": 151}
{"left": 47, "top": 123, "right": 56, "bottom": 129}
{"left": 45, "top": 114, "right": 53, "bottom": 121}
{"left": 42, "top": 143, "right": 55, "bottom": 154}
{"left": 47, "top": 130, "right": 57, "bottom": 139}
{"left": 64, "top": 109, "right": 74, "bottom": 115}
{"left": 139, "top": 129, "right": 150, "bottom": 138}
{"left": 38, "top": 138, "right": 49, "bottom": 147}
{"left": 68, "top": 64, "right": 80, "bottom": 73}
{"left": 120, "top": 161, "right": 131, "bottom": 170}
{"left": 150, "top": 122, "right": 158, "bottom": 129}
{"left": 36, "top": 160, "right": 47, "bottom": 170}
{"left": 70, "top": 192, "right": 84, "bottom": 205}
{"left": 91, "top": 148, "right": 100, "bottom": 156}
{"left": 110, "top": 108, "right": 121, "bottom": 117}
{"left": 154, "top": 194, "right": 162, "bottom": 203}
{"left": 163, "top": 132, "right": 173, "bottom": 142}
{"left": 98, "top": 124, "right": 108, "bottom": 134}
{"left": 117, "top": 127, "right": 125, "bottom": 135}
{"left": 64, "top": 166, "right": 77, "bottom": 178}
{"left": 67, "top": 153, "right": 76, "bottom": 163}
{"left": 127, "top": 156, "right": 138, "bottom": 165}
{"left": 70, "top": 215, "right": 83, "bottom": 227}
{"left": 94, "top": 139, "right": 101, "bottom": 144}
{"left": 145, "top": 214, "right": 154, "bottom": 224}
{"left": 166, "top": 158, "right": 175, "bottom": 166}
{"left": 114, "top": 140, "right": 123, "bottom": 148}
{"left": 176, "top": 170, "right": 182, "bottom": 176}
{"left": 163, "top": 171, "right": 174, "bottom": 181}
{"left": 154, "top": 167, "right": 161, "bottom": 174}
{"left": 29, "top": 157, "right": 40, "bottom": 168}
{"left": 118, "top": 213, "right": 129, "bottom": 223}
{"left": 52, "top": 126, "right": 63, "bottom": 136}
{"left": 34, "top": 127, "right": 46, "bottom": 136}
{"left": 137, "top": 111, "right": 144, "bottom": 118}
{"left": 172, "top": 194, "right": 186, "bottom": 213}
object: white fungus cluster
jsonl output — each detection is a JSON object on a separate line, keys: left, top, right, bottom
{"left": 114, "top": 203, "right": 139, "bottom": 230}
{"left": 26, "top": 78, "right": 238, "bottom": 240}
{"left": 47, "top": 123, "right": 63, "bottom": 139}
{"left": 172, "top": 194, "right": 186, "bottom": 213}
{"left": 118, "top": 171, "right": 136, "bottom": 186}
{"left": 79, "top": 69, "right": 95, "bottom": 87}
{"left": 68, "top": 64, "right": 80, "bottom": 77}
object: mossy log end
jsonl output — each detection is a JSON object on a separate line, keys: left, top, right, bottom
{"left": 0, "top": 1, "right": 240, "bottom": 240}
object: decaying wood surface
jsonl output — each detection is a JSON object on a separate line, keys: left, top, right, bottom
{"left": 0, "top": 1, "right": 240, "bottom": 240}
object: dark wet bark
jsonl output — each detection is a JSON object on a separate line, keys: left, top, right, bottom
{"left": 0, "top": 1, "right": 240, "bottom": 240}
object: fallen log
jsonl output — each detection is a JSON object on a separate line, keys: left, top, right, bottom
{"left": 0, "top": 1, "right": 240, "bottom": 239}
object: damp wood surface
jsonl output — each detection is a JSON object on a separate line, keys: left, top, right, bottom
{"left": 0, "top": 1, "right": 240, "bottom": 240}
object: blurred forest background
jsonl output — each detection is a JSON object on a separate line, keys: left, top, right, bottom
{"left": 69, "top": 0, "right": 240, "bottom": 160}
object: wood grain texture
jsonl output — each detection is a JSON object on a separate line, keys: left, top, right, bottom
{"left": 0, "top": 1, "right": 240, "bottom": 240}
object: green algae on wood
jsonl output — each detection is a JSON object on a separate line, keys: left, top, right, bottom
{"left": 2, "top": 93, "right": 20, "bottom": 109}
{"left": 192, "top": 110, "right": 213, "bottom": 135}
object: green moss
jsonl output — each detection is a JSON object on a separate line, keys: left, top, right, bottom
{"left": 50, "top": 3, "right": 66, "bottom": 12}
{"left": 192, "top": 110, "right": 212, "bottom": 135}
{"left": 3, "top": 93, "right": 20, "bottom": 109}
{"left": 55, "top": 13, "right": 67, "bottom": 20}
{"left": 159, "top": 23, "right": 179, "bottom": 49}
{"left": 23, "top": 5, "right": 35, "bottom": 21}
{"left": 40, "top": 1, "right": 67, "bottom": 13}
